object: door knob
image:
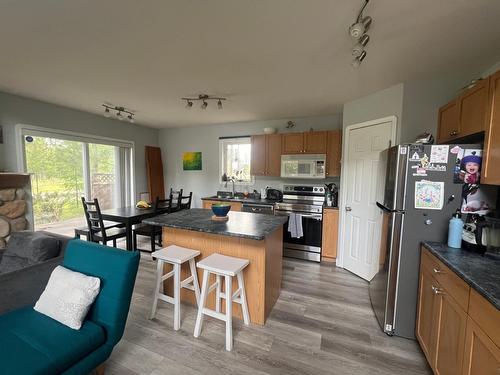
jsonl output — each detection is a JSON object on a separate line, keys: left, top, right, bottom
{"left": 345, "top": 206, "right": 352, "bottom": 212}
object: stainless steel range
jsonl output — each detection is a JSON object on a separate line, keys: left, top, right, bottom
{"left": 275, "top": 185, "right": 324, "bottom": 262}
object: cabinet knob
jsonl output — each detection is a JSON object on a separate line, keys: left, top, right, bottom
{"left": 431, "top": 286, "right": 444, "bottom": 295}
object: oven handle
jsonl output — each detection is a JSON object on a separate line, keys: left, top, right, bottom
{"left": 275, "top": 210, "right": 323, "bottom": 220}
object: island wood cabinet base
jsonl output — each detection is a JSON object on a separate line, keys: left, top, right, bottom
{"left": 161, "top": 226, "right": 283, "bottom": 325}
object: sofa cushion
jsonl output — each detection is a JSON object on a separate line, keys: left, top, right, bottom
{"left": 0, "top": 306, "right": 105, "bottom": 375}
{"left": 4, "top": 231, "right": 60, "bottom": 263}
{"left": 0, "top": 254, "right": 30, "bottom": 273}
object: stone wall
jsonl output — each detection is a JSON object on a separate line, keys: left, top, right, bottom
{"left": 0, "top": 174, "right": 32, "bottom": 249}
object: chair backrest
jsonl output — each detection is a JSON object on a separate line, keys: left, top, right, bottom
{"left": 81, "top": 197, "right": 107, "bottom": 240}
{"left": 153, "top": 195, "right": 173, "bottom": 214}
{"left": 62, "top": 239, "right": 140, "bottom": 348}
{"left": 179, "top": 192, "right": 193, "bottom": 210}
{"left": 169, "top": 188, "right": 183, "bottom": 210}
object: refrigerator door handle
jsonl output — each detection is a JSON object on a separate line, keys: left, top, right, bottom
{"left": 376, "top": 201, "right": 392, "bottom": 213}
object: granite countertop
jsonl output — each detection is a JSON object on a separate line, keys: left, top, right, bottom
{"left": 143, "top": 208, "right": 288, "bottom": 241}
{"left": 422, "top": 242, "right": 500, "bottom": 310}
{"left": 201, "top": 196, "right": 279, "bottom": 205}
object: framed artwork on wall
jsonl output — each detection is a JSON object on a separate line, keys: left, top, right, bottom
{"left": 183, "top": 152, "right": 202, "bottom": 171}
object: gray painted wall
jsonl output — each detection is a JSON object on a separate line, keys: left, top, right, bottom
{"left": 0, "top": 91, "right": 159, "bottom": 197}
{"left": 159, "top": 114, "right": 342, "bottom": 208}
{"left": 342, "top": 83, "right": 404, "bottom": 142}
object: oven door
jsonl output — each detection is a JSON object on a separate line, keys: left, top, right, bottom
{"left": 275, "top": 210, "right": 323, "bottom": 261}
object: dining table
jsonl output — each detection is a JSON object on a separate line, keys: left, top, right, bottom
{"left": 100, "top": 205, "right": 174, "bottom": 251}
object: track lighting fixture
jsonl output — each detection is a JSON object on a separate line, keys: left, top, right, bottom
{"left": 348, "top": 0, "right": 372, "bottom": 67}
{"left": 352, "top": 34, "right": 369, "bottom": 57}
{"left": 102, "top": 104, "right": 135, "bottom": 123}
{"left": 351, "top": 50, "right": 367, "bottom": 68}
{"left": 181, "top": 94, "right": 226, "bottom": 110}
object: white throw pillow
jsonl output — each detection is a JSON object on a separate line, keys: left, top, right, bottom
{"left": 34, "top": 265, "right": 101, "bottom": 330}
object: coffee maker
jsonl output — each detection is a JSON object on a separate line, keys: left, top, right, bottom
{"left": 462, "top": 214, "right": 500, "bottom": 254}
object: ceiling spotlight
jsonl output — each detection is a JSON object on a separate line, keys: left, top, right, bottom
{"left": 116, "top": 111, "right": 123, "bottom": 120}
{"left": 104, "top": 107, "right": 111, "bottom": 118}
{"left": 181, "top": 94, "right": 227, "bottom": 110}
{"left": 201, "top": 100, "right": 208, "bottom": 109}
{"left": 352, "top": 34, "right": 370, "bottom": 57}
{"left": 351, "top": 50, "right": 367, "bottom": 68}
{"left": 127, "top": 114, "right": 134, "bottom": 123}
{"left": 185, "top": 100, "right": 193, "bottom": 109}
{"left": 349, "top": 16, "right": 372, "bottom": 39}
{"left": 217, "top": 99, "right": 223, "bottom": 110}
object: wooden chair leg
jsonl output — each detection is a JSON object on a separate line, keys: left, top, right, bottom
{"left": 95, "top": 363, "right": 105, "bottom": 375}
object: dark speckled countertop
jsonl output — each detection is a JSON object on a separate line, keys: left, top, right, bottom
{"left": 143, "top": 208, "right": 288, "bottom": 241}
{"left": 422, "top": 242, "right": 500, "bottom": 310}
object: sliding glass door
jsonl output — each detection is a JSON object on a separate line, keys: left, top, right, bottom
{"left": 23, "top": 131, "right": 133, "bottom": 234}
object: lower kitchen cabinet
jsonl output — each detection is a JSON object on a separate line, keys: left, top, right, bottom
{"left": 417, "top": 247, "right": 500, "bottom": 375}
{"left": 201, "top": 200, "right": 242, "bottom": 211}
{"left": 463, "top": 316, "right": 500, "bottom": 375}
{"left": 321, "top": 208, "right": 338, "bottom": 262}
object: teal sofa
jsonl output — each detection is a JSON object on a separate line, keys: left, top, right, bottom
{"left": 0, "top": 239, "right": 140, "bottom": 375}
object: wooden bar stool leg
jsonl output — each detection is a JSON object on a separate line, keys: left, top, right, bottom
{"left": 173, "top": 263, "right": 181, "bottom": 330}
{"left": 237, "top": 272, "right": 250, "bottom": 325}
{"left": 150, "top": 259, "right": 163, "bottom": 319}
{"left": 194, "top": 270, "right": 210, "bottom": 338}
{"left": 224, "top": 275, "right": 233, "bottom": 351}
{"left": 188, "top": 258, "right": 201, "bottom": 305}
{"left": 215, "top": 274, "right": 222, "bottom": 313}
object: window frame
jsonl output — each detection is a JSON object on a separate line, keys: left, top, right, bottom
{"left": 218, "top": 136, "right": 254, "bottom": 185}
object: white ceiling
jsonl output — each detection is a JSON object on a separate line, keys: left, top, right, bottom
{"left": 1, "top": 0, "right": 499, "bottom": 128}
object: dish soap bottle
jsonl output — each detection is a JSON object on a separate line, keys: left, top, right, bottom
{"left": 447, "top": 210, "right": 463, "bottom": 248}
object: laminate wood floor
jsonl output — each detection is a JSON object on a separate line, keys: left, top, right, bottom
{"left": 101, "top": 253, "right": 432, "bottom": 375}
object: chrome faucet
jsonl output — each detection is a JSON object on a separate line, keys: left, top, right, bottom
{"left": 221, "top": 173, "right": 236, "bottom": 197}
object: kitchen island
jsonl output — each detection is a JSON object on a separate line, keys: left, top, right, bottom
{"left": 143, "top": 208, "right": 287, "bottom": 325}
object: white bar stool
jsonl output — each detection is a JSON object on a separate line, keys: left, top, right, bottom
{"left": 150, "top": 245, "right": 201, "bottom": 331}
{"left": 193, "top": 253, "right": 250, "bottom": 351}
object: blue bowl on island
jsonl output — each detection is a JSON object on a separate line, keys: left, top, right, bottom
{"left": 211, "top": 203, "right": 231, "bottom": 217}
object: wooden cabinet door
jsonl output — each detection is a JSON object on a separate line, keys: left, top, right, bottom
{"left": 434, "top": 291, "right": 468, "bottom": 375}
{"left": 304, "top": 131, "right": 327, "bottom": 153}
{"left": 459, "top": 78, "right": 490, "bottom": 137}
{"left": 462, "top": 316, "right": 500, "bottom": 375}
{"left": 282, "top": 133, "right": 304, "bottom": 154}
{"left": 251, "top": 135, "right": 266, "bottom": 176}
{"left": 321, "top": 208, "right": 339, "bottom": 260}
{"left": 145, "top": 146, "right": 165, "bottom": 200}
{"left": 326, "top": 130, "right": 342, "bottom": 177}
{"left": 483, "top": 70, "right": 500, "bottom": 185}
{"left": 266, "top": 134, "right": 282, "bottom": 176}
{"left": 438, "top": 100, "right": 460, "bottom": 143}
{"left": 202, "top": 200, "right": 241, "bottom": 211}
{"left": 416, "top": 267, "right": 439, "bottom": 364}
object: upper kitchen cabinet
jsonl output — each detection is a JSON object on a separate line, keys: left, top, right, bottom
{"left": 304, "top": 131, "right": 327, "bottom": 153}
{"left": 250, "top": 133, "right": 282, "bottom": 177}
{"left": 250, "top": 134, "right": 267, "bottom": 176}
{"left": 482, "top": 70, "right": 500, "bottom": 185}
{"left": 437, "top": 78, "right": 490, "bottom": 143}
{"left": 282, "top": 132, "right": 304, "bottom": 154}
{"left": 282, "top": 131, "right": 327, "bottom": 154}
{"left": 437, "top": 100, "right": 460, "bottom": 143}
{"left": 326, "top": 130, "right": 342, "bottom": 177}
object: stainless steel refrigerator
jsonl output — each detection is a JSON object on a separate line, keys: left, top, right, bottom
{"left": 369, "top": 143, "right": 481, "bottom": 339}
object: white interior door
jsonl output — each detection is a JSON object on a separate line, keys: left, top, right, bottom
{"left": 340, "top": 117, "right": 396, "bottom": 281}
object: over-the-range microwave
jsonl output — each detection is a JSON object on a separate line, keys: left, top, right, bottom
{"left": 280, "top": 154, "right": 326, "bottom": 179}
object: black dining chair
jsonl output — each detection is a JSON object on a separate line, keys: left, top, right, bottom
{"left": 169, "top": 188, "right": 183, "bottom": 212}
{"left": 178, "top": 192, "right": 193, "bottom": 210}
{"left": 133, "top": 196, "right": 173, "bottom": 252}
{"left": 81, "top": 197, "right": 127, "bottom": 248}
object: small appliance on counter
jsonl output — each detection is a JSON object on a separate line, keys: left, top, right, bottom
{"left": 324, "top": 183, "right": 338, "bottom": 207}
{"left": 266, "top": 188, "right": 283, "bottom": 201}
{"left": 462, "top": 213, "right": 500, "bottom": 254}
